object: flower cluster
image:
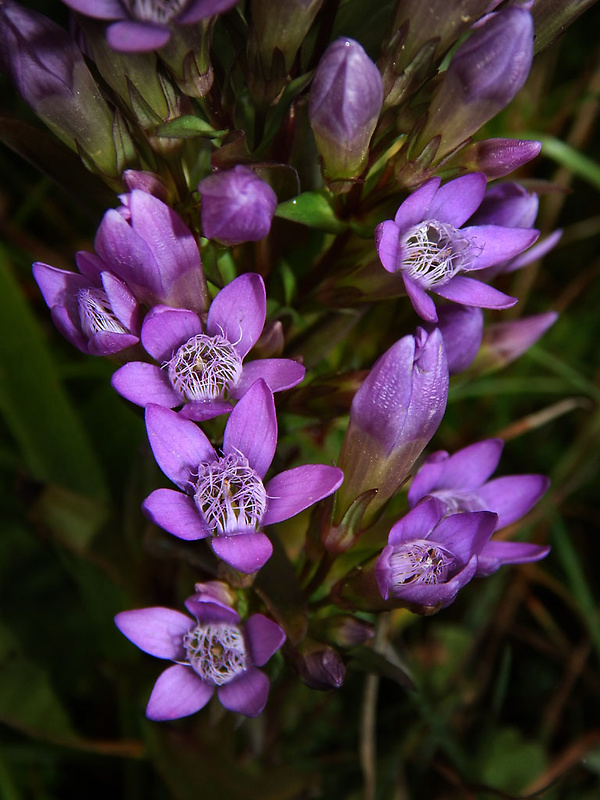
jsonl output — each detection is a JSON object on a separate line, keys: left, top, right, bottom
{"left": 2, "top": 0, "right": 565, "bottom": 725}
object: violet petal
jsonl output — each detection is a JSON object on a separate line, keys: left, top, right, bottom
{"left": 141, "top": 305, "right": 203, "bottom": 362}
{"left": 244, "top": 614, "right": 286, "bottom": 667}
{"left": 403, "top": 274, "right": 438, "bottom": 322}
{"left": 387, "top": 498, "right": 443, "bottom": 547}
{"left": 210, "top": 532, "right": 273, "bottom": 574}
{"left": 106, "top": 20, "right": 171, "bottom": 53}
{"left": 375, "top": 220, "right": 401, "bottom": 272}
{"left": 433, "top": 275, "right": 517, "bottom": 309}
{"left": 477, "top": 474, "right": 550, "bottom": 529}
{"left": 263, "top": 465, "right": 344, "bottom": 526}
{"left": 426, "top": 173, "right": 487, "bottom": 228}
{"left": 463, "top": 225, "right": 539, "bottom": 270}
{"left": 217, "top": 667, "right": 270, "bottom": 717}
{"left": 206, "top": 273, "right": 266, "bottom": 359}
{"left": 232, "top": 358, "right": 305, "bottom": 399}
{"left": 433, "top": 510, "right": 497, "bottom": 565}
{"left": 112, "top": 362, "right": 181, "bottom": 408}
{"left": 223, "top": 380, "right": 276, "bottom": 479}
{"left": 146, "top": 665, "right": 213, "bottom": 721}
{"left": 393, "top": 178, "right": 441, "bottom": 231}
{"left": 143, "top": 488, "right": 210, "bottom": 541}
{"left": 114, "top": 607, "right": 192, "bottom": 660}
{"left": 476, "top": 540, "right": 550, "bottom": 576}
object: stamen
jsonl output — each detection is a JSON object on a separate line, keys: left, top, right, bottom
{"left": 193, "top": 453, "right": 267, "bottom": 535}
{"left": 127, "top": 0, "right": 186, "bottom": 23}
{"left": 402, "top": 220, "right": 478, "bottom": 288}
{"left": 77, "top": 288, "right": 128, "bottom": 337}
{"left": 389, "top": 539, "right": 456, "bottom": 585}
{"left": 184, "top": 623, "right": 247, "bottom": 686}
{"left": 167, "top": 333, "right": 243, "bottom": 403}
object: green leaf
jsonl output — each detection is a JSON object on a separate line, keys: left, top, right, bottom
{"left": 155, "top": 115, "right": 227, "bottom": 139}
{"left": 0, "top": 249, "right": 108, "bottom": 500}
{"left": 275, "top": 191, "right": 348, "bottom": 233}
{"left": 533, "top": 133, "right": 600, "bottom": 192}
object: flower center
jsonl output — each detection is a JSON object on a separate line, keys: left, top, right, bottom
{"left": 167, "top": 333, "right": 243, "bottom": 403}
{"left": 77, "top": 288, "right": 128, "bottom": 337}
{"left": 389, "top": 539, "right": 456, "bottom": 585}
{"left": 127, "top": 0, "right": 187, "bottom": 23}
{"left": 430, "top": 489, "right": 488, "bottom": 516}
{"left": 402, "top": 220, "right": 477, "bottom": 288}
{"left": 193, "top": 453, "right": 267, "bottom": 535}
{"left": 184, "top": 623, "right": 247, "bottom": 686}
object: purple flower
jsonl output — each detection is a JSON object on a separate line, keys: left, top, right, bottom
{"left": 336, "top": 327, "right": 448, "bottom": 524}
{"left": 198, "top": 166, "right": 278, "bottom": 246}
{"left": 33, "top": 253, "right": 141, "bottom": 356}
{"left": 459, "top": 138, "right": 541, "bottom": 181}
{"left": 408, "top": 439, "right": 550, "bottom": 576}
{"left": 480, "top": 312, "right": 558, "bottom": 371}
{"left": 61, "top": 0, "right": 238, "bottom": 53}
{"left": 375, "top": 498, "right": 498, "bottom": 610}
{"left": 95, "top": 190, "right": 207, "bottom": 313}
{"left": 112, "top": 273, "right": 305, "bottom": 420}
{"left": 375, "top": 173, "right": 539, "bottom": 322}
{"left": 309, "top": 38, "right": 383, "bottom": 181}
{"left": 142, "top": 380, "right": 344, "bottom": 573}
{"left": 115, "top": 582, "right": 285, "bottom": 719}
{"left": 426, "top": 305, "right": 483, "bottom": 374}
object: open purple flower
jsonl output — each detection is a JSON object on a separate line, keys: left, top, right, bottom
{"left": 115, "top": 582, "right": 285, "bottom": 719}
{"left": 142, "top": 380, "right": 344, "bottom": 573}
{"left": 61, "top": 0, "right": 238, "bottom": 53}
{"left": 112, "top": 273, "right": 305, "bottom": 421}
{"left": 408, "top": 439, "right": 550, "bottom": 576}
{"left": 33, "top": 252, "right": 142, "bottom": 356}
{"left": 375, "top": 173, "right": 539, "bottom": 322}
{"left": 375, "top": 498, "right": 498, "bottom": 611}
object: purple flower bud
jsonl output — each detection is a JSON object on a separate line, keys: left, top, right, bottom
{"left": 309, "top": 38, "right": 383, "bottom": 182}
{"left": 323, "top": 615, "right": 374, "bottom": 649}
{"left": 115, "top": 585, "right": 286, "bottom": 719}
{"left": 198, "top": 166, "right": 278, "bottom": 245}
{"left": 418, "top": 6, "right": 534, "bottom": 160}
{"left": 295, "top": 643, "right": 346, "bottom": 690}
{"left": 336, "top": 327, "right": 448, "bottom": 524}
{"left": 479, "top": 312, "right": 558, "bottom": 371}
{"left": 456, "top": 138, "right": 541, "bottom": 180}
{"left": 0, "top": 0, "right": 118, "bottom": 176}
{"left": 61, "top": 0, "right": 238, "bottom": 53}
{"left": 375, "top": 498, "right": 498, "bottom": 612}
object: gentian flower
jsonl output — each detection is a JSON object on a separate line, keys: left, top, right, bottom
{"left": 112, "top": 273, "right": 305, "bottom": 420}
{"left": 375, "top": 497, "right": 498, "bottom": 611}
{"left": 33, "top": 252, "right": 141, "bottom": 356}
{"left": 375, "top": 173, "right": 539, "bottom": 322}
{"left": 309, "top": 38, "right": 383, "bottom": 182}
{"left": 408, "top": 439, "right": 550, "bottom": 576}
{"left": 142, "top": 380, "right": 344, "bottom": 573}
{"left": 95, "top": 189, "right": 207, "bottom": 313}
{"left": 60, "top": 0, "right": 238, "bottom": 53}
{"left": 479, "top": 312, "right": 558, "bottom": 372}
{"left": 336, "top": 327, "right": 448, "bottom": 525}
{"left": 198, "top": 166, "right": 278, "bottom": 246}
{"left": 426, "top": 305, "right": 483, "bottom": 374}
{"left": 115, "top": 582, "right": 285, "bottom": 719}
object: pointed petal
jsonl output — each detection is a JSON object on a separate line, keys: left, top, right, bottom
{"left": 101, "top": 272, "right": 140, "bottom": 333}
{"left": 231, "top": 359, "right": 305, "bottom": 398}
{"left": 114, "top": 607, "right": 192, "bottom": 659}
{"left": 478, "top": 475, "right": 550, "bottom": 529}
{"left": 75, "top": 251, "right": 105, "bottom": 282}
{"left": 463, "top": 225, "right": 539, "bottom": 269}
{"left": 433, "top": 275, "right": 517, "bottom": 310}
{"left": 141, "top": 305, "right": 202, "bottom": 362}
{"left": 263, "top": 465, "right": 344, "bottom": 525}
{"left": 145, "top": 404, "right": 215, "bottom": 488}
{"left": 391, "top": 555, "right": 478, "bottom": 609}
{"left": 407, "top": 451, "right": 450, "bottom": 507}
{"left": 476, "top": 541, "right": 550, "bottom": 577}
{"left": 403, "top": 275, "right": 438, "bottom": 321}
{"left": 61, "top": 0, "right": 124, "bottom": 19}
{"left": 503, "top": 229, "right": 562, "bottom": 273}
{"left": 223, "top": 380, "right": 276, "bottom": 478}
{"left": 393, "top": 178, "right": 441, "bottom": 231}
{"left": 415, "top": 439, "right": 504, "bottom": 496}
{"left": 50, "top": 306, "right": 87, "bottom": 352}
{"left": 217, "top": 667, "right": 269, "bottom": 717}
{"left": 32, "top": 262, "right": 89, "bottom": 308}
{"left": 434, "top": 510, "right": 498, "bottom": 564}
{"left": 146, "top": 665, "right": 213, "bottom": 721}
{"left": 427, "top": 173, "right": 487, "bottom": 227}
{"left": 388, "top": 498, "right": 443, "bottom": 546}
{"left": 111, "top": 362, "right": 181, "bottom": 408}
{"left": 375, "top": 220, "right": 401, "bottom": 272}
{"left": 206, "top": 273, "right": 266, "bottom": 358}
{"left": 244, "top": 614, "right": 286, "bottom": 667}
{"left": 177, "top": 0, "right": 238, "bottom": 24}
{"left": 210, "top": 532, "right": 273, "bottom": 574}
{"left": 106, "top": 20, "right": 171, "bottom": 52}
{"left": 143, "top": 488, "right": 210, "bottom": 540}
